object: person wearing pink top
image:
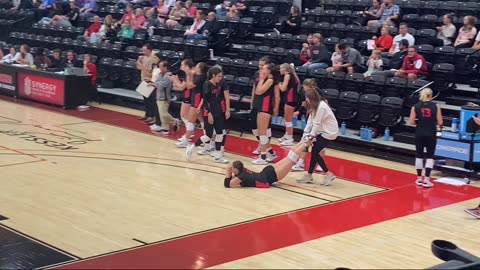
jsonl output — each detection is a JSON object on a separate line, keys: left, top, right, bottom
{"left": 181, "top": 0, "right": 197, "bottom": 25}
{"left": 133, "top": 8, "right": 146, "bottom": 30}
{"left": 116, "top": 4, "right": 135, "bottom": 28}
{"left": 454, "top": 16, "right": 477, "bottom": 48}
{"left": 156, "top": 0, "right": 169, "bottom": 24}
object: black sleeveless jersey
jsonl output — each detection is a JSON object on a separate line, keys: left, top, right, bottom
{"left": 414, "top": 101, "right": 437, "bottom": 136}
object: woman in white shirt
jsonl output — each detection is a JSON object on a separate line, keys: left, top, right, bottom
{"left": 434, "top": 14, "right": 456, "bottom": 46}
{"left": 298, "top": 89, "right": 338, "bottom": 186}
{"left": 13, "top": 44, "right": 34, "bottom": 66}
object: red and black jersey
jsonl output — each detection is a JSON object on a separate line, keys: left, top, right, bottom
{"left": 204, "top": 80, "right": 228, "bottom": 116}
{"left": 191, "top": 74, "right": 207, "bottom": 108}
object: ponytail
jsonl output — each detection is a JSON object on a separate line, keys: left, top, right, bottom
{"left": 419, "top": 88, "right": 433, "bottom": 102}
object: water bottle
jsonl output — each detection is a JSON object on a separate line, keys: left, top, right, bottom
{"left": 292, "top": 117, "right": 298, "bottom": 129}
{"left": 360, "top": 126, "right": 366, "bottom": 140}
{"left": 451, "top": 118, "right": 458, "bottom": 133}
{"left": 272, "top": 116, "right": 277, "bottom": 125}
{"left": 367, "top": 128, "right": 372, "bottom": 142}
{"left": 341, "top": 122, "right": 347, "bottom": 136}
{"left": 301, "top": 116, "right": 306, "bottom": 129}
{"left": 384, "top": 127, "right": 390, "bottom": 141}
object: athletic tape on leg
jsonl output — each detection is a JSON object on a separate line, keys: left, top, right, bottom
{"left": 186, "top": 122, "right": 195, "bottom": 132}
{"left": 425, "top": 158, "right": 434, "bottom": 169}
{"left": 215, "top": 134, "right": 224, "bottom": 142}
{"left": 288, "top": 150, "right": 299, "bottom": 163}
{"left": 267, "top": 128, "right": 272, "bottom": 137}
{"left": 415, "top": 158, "right": 424, "bottom": 170}
{"left": 260, "top": 135, "right": 269, "bottom": 145}
{"left": 285, "top": 122, "right": 293, "bottom": 128}
{"left": 200, "top": 135, "right": 210, "bottom": 143}
{"left": 252, "top": 129, "right": 259, "bottom": 137}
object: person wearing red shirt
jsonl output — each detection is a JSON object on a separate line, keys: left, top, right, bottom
{"left": 395, "top": 46, "right": 428, "bottom": 81}
{"left": 83, "top": 15, "right": 102, "bottom": 42}
{"left": 83, "top": 54, "right": 98, "bottom": 105}
{"left": 116, "top": 4, "right": 135, "bottom": 28}
{"left": 372, "top": 27, "right": 393, "bottom": 52}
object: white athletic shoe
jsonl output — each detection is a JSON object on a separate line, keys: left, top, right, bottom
{"left": 297, "top": 174, "right": 314, "bottom": 184}
{"left": 415, "top": 178, "right": 424, "bottom": 186}
{"left": 176, "top": 139, "right": 188, "bottom": 148}
{"left": 252, "top": 158, "right": 268, "bottom": 165}
{"left": 213, "top": 152, "right": 228, "bottom": 163}
{"left": 323, "top": 172, "right": 336, "bottom": 186}
{"left": 197, "top": 145, "right": 209, "bottom": 155}
{"left": 280, "top": 138, "right": 295, "bottom": 146}
{"left": 422, "top": 181, "right": 434, "bottom": 188}
{"left": 185, "top": 144, "right": 195, "bottom": 161}
{"left": 150, "top": 124, "right": 162, "bottom": 132}
{"left": 278, "top": 134, "right": 288, "bottom": 142}
{"left": 266, "top": 153, "right": 278, "bottom": 163}
{"left": 292, "top": 163, "right": 305, "bottom": 171}
{"left": 252, "top": 146, "right": 261, "bottom": 155}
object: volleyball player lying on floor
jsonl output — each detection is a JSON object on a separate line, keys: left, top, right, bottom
{"left": 224, "top": 140, "right": 313, "bottom": 188}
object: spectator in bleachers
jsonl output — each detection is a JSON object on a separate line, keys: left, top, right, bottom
{"left": 302, "top": 33, "right": 329, "bottom": 72}
{"left": 165, "top": 1, "right": 187, "bottom": 28}
{"left": 165, "top": 0, "right": 175, "bottom": 10}
{"left": 156, "top": 0, "right": 169, "bottom": 24}
{"left": 432, "top": 14, "right": 456, "bottom": 47}
{"left": 225, "top": 5, "right": 238, "bottom": 19}
{"left": 454, "top": 16, "right": 477, "bottom": 49}
{"left": 33, "top": 0, "right": 55, "bottom": 21}
{"left": 78, "top": 0, "right": 97, "bottom": 20}
{"left": 184, "top": 11, "right": 206, "bottom": 38}
{"left": 50, "top": 49, "right": 66, "bottom": 71}
{"left": 143, "top": 8, "right": 160, "bottom": 34}
{"left": 364, "top": 50, "right": 383, "bottom": 77}
{"left": 233, "top": 0, "right": 247, "bottom": 17}
{"left": 180, "top": 0, "right": 197, "bottom": 26}
{"left": 117, "top": 20, "right": 135, "bottom": 40}
{"left": 14, "top": 44, "right": 34, "bottom": 66}
{"left": 277, "top": 5, "right": 301, "bottom": 35}
{"left": 10, "top": 0, "right": 33, "bottom": 11}
{"left": 327, "top": 43, "right": 364, "bottom": 74}
{"left": 367, "top": 0, "right": 399, "bottom": 29}
{"left": 473, "top": 32, "right": 480, "bottom": 50}
{"left": 99, "top": 15, "right": 116, "bottom": 43}
{"left": 395, "top": 46, "right": 428, "bottom": 81}
{"left": 215, "top": 0, "right": 232, "bottom": 19}
{"left": 300, "top": 34, "right": 313, "bottom": 64}
{"left": 115, "top": 4, "right": 135, "bottom": 28}
{"left": 33, "top": 47, "right": 52, "bottom": 69}
{"left": 185, "top": 11, "right": 219, "bottom": 40}
{"left": 51, "top": 1, "right": 79, "bottom": 27}
{"left": 65, "top": 50, "right": 76, "bottom": 67}
{"left": 371, "top": 26, "right": 393, "bottom": 52}
{"left": 132, "top": 8, "right": 146, "bottom": 30}
{"left": 83, "top": 15, "right": 102, "bottom": 43}
{"left": 331, "top": 44, "right": 342, "bottom": 66}
{"left": 373, "top": 39, "right": 408, "bottom": 77}
{"left": 389, "top": 23, "right": 415, "bottom": 56}
{"left": 0, "top": 47, "right": 17, "bottom": 64}
{"left": 356, "top": 0, "right": 380, "bottom": 26}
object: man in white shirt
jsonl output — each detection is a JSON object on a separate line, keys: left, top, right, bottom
{"left": 389, "top": 23, "right": 415, "bottom": 56}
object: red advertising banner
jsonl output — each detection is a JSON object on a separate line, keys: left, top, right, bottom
{"left": 17, "top": 73, "right": 64, "bottom": 106}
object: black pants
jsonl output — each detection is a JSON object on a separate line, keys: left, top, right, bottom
{"left": 205, "top": 113, "right": 225, "bottom": 137}
{"left": 308, "top": 135, "right": 330, "bottom": 174}
{"left": 279, "top": 21, "right": 300, "bottom": 35}
{"left": 415, "top": 135, "right": 436, "bottom": 159}
{"left": 144, "top": 91, "right": 157, "bottom": 118}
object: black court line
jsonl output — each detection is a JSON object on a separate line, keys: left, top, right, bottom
{"left": 59, "top": 121, "right": 96, "bottom": 126}
{"left": 274, "top": 185, "right": 333, "bottom": 201}
{"left": 132, "top": 238, "right": 148, "bottom": 245}
{"left": 0, "top": 116, "right": 22, "bottom": 124}
{"left": 0, "top": 215, "right": 8, "bottom": 221}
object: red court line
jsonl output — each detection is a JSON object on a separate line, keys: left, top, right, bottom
{"left": 0, "top": 159, "right": 45, "bottom": 168}
{"left": 2, "top": 96, "right": 480, "bottom": 269}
